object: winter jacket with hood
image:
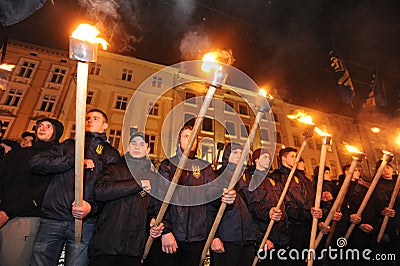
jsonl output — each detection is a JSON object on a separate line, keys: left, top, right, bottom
{"left": 0, "top": 118, "right": 64, "bottom": 219}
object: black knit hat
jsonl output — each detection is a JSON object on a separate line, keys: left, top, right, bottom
{"left": 21, "top": 131, "right": 35, "bottom": 139}
{"left": 221, "top": 142, "right": 243, "bottom": 167}
{"left": 129, "top": 132, "right": 146, "bottom": 143}
{"left": 376, "top": 159, "right": 392, "bottom": 170}
{"left": 252, "top": 148, "right": 271, "bottom": 164}
{"left": 36, "top": 118, "right": 64, "bottom": 143}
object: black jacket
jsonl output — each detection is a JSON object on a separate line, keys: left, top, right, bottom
{"left": 212, "top": 163, "right": 256, "bottom": 243}
{"left": 248, "top": 169, "right": 290, "bottom": 247}
{"left": 0, "top": 140, "right": 56, "bottom": 219}
{"left": 29, "top": 132, "right": 120, "bottom": 221}
{"left": 157, "top": 153, "right": 218, "bottom": 242}
{"left": 89, "top": 155, "right": 157, "bottom": 257}
{"left": 274, "top": 166, "right": 314, "bottom": 225}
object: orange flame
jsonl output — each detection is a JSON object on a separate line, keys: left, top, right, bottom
{"left": 370, "top": 127, "right": 380, "bottom": 133}
{"left": 201, "top": 52, "right": 222, "bottom": 73}
{"left": 0, "top": 63, "right": 16, "bottom": 71}
{"left": 395, "top": 133, "right": 400, "bottom": 146}
{"left": 314, "top": 127, "right": 332, "bottom": 137}
{"left": 287, "top": 111, "right": 314, "bottom": 125}
{"left": 72, "top": 24, "right": 108, "bottom": 50}
{"left": 345, "top": 144, "right": 362, "bottom": 154}
{"left": 259, "top": 88, "right": 273, "bottom": 99}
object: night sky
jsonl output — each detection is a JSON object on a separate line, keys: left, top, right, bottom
{"left": 6, "top": 0, "right": 400, "bottom": 116}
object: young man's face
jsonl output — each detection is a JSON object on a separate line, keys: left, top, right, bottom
{"left": 297, "top": 161, "right": 305, "bottom": 171}
{"left": 128, "top": 136, "right": 150, "bottom": 158}
{"left": 21, "top": 136, "right": 34, "bottom": 147}
{"left": 86, "top": 111, "right": 108, "bottom": 133}
{"left": 323, "top": 169, "right": 332, "bottom": 181}
{"left": 282, "top": 151, "right": 296, "bottom": 169}
{"left": 228, "top": 148, "right": 242, "bottom": 164}
{"left": 256, "top": 153, "right": 271, "bottom": 171}
{"left": 382, "top": 165, "right": 393, "bottom": 179}
{"left": 36, "top": 121, "right": 54, "bottom": 142}
{"left": 179, "top": 128, "right": 197, "bottom": 152}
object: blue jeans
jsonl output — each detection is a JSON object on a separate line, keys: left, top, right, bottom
{"left": 30, "top": 218, "right": 95, "bottom": 266}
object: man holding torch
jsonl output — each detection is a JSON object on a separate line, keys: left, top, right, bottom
{"left": 247, "top": 148, "right": 290, "bottom": 266}
{"left": 29, "top": 109, "right": 120, "bottom": 266}
{"left": 150, "top": 125, "right": 236, "bottom": 266}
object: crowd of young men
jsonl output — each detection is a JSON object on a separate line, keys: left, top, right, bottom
{"left": 0, "top": 110, "right": 399, "bottom": 266}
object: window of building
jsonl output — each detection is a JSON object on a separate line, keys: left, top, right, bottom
{"left": 109, "top": 129, "right": 122, "bottom": 149}
{"left": 89, "top": 63, "right": 101, "bottom": 75}
{"left": 0, "top": 120, "right": 10, "bottom": 136}
{"left": 148, "top": 102, "right": 159, "bottom": 116}
{"left": 260, "top": 128, "right": 270, "bottom": 142}
{"left": 202, "top": 117, "right": 213, "bottom": 132}
{"left": 201, "top": 143, "right": 214, "bottom": 163}
{"left": 307, "top": 139, "right": 315, "bottom": 149}
{"left": 121, "top": 68, "right": 133, "bottom": 81}
{"left": 145, "top": 134, "right": 157, "bottom": 154}
{"left": 238, "top": 104, "right": 249, "bottom": 116}
{"left": 224, "top": 100, "right": 234, "bottom": 112}
{"left": 4, "top": 88, "right": 23, "bottom": 106}
{"left": 275, "top": 131, "right": 282, "bottom": 143}
{"left": 152, "top": 76, "right": 162, "bottom": 88}
{"left": 184, "top": 113, "right": 196, "bottom": 127}
{"left": 17, "top": 60, "right": 36, "bottom": 78}
{"left": 293, "top": 134, "right": 301, "bottom": 147}
{"left": 272, "top": 112, "right": 279, "bottom": 122}
{"left": 49, "top": 66, "right": 67, "bottom": 84}
{"left": 39, "top": 94, "right": 57, "bottom": 112}
{"left": 115, "top": 96, "right": 128, "bottom": 110}
{"left": 311, "top": 158, "right": 318, "bottom": 169}
{"left": 185, "top": 92, "right": 196, "bottom": 105}
{"left": 225, "top": 121, "right": 235, "bottom": 136}
{"left": 240, "top": 124, "right": 249, "bottom": 138}
{"left": 330, "top": 161, "right": 338, "bottom": 178}
{"left": 86, "top": 91, "right": 94, "bottom": 105}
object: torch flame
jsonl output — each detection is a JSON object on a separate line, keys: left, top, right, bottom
{"left": 0, "top": 63, "right": 16, "bottom": 71}
{"left": 395, "top": 133, "right": 400, "bottom": 146}
{"left": 72, "top": 24, "right": 108, "bottom": 50}
{"left": 345, "top": 144, "right": 362, "bottom": 154}
{"left": 382, "top": 150, "right": 393, "bottom": 156}
{"left": 201, "top": 52, "right": 222, "bottom": 73}
{"left": 370, "top": 127, "right": 380, "bottom": 133}
{"left": 259, "top": 88, "right": 273, "bottom": 99}
{"left": 287, "top": 111, "right": 314, "bottom": 125}
{"left": 314, "top": 127, "right": 332, "bottom": 137}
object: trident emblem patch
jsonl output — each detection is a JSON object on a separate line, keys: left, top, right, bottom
{"left": 192, "top": 165, "right": 201, "bottom": 178}
{"left": 96, "top": 144, "right": 104, "bottom": 155}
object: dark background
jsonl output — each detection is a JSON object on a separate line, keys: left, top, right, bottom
{"left": 6, "top": 0, "right": 400, "bottom": 116}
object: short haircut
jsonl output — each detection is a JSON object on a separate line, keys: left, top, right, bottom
{"left": 278, "top": 147, "right": 297, "bottom": 160}
{"left": 342, "top": 164, "right": 351, "bottom": 173}
{"left": 87, "top": 109, "right": 108, "bottom": 123}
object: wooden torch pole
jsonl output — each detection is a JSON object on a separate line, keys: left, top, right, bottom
{"left": 344, "top": 151, "right": 394, "bottom": 240}
{"left": 307, "top": 135, "right": 332, "bottom": 266}
{"left": 252, "top": 125, "right": 314, "bottom": 266}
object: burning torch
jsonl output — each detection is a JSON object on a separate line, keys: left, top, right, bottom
{"left": 69, "top": 23, "right": 108, "bottom": 243}
{"left": 307, "top": 127, "right": 332, "bottom": 266}
{"left": 142, "top": 52, "right": 228, "bottom": 260}
{"left": 252, "top": 111, "right": 315, "bottom": 266}
{"left": 377, "top": 135, "right": 400, "bottom": 243}
{"left": 200, "top": 88, "right": 274, "bottom": 266}
{"left": 344, "top": 150, "right": 394, "bottom": 240}
{"left": 314, "top": 145, "right": 365, "bottom": 249}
